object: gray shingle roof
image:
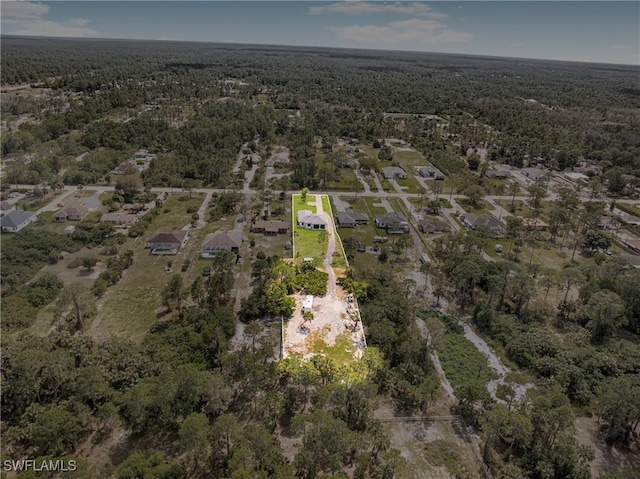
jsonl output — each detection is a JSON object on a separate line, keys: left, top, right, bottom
{"left": 0, "top": 209, "right": 35, "bottom": 228}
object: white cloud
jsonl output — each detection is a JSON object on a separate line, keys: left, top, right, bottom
{"left": 67, "top": 18, "right": 90, "bottom": 27}
{"left": 511, "top": 42, "right": 526, "bottom": 48}
{"left": 8, "top": 19, "right": 97, "bottom": 37}
{"left": 1, "top": 1, "right": 49, "bottom": 18}
{"left": 310, "top": 1, "right": 448, "bottom": 20}
{"left": 1, "top": 1, "right": 96, "bottom": 37}
{"left": 611, "top": 45, "right": 629, "bottom": 50}
{"left": 330, "top": 18, "right": 472, "bottom": 45}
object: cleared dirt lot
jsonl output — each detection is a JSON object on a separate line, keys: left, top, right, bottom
{"left": 283, "top": 290, "right": 365, "bottom": 361}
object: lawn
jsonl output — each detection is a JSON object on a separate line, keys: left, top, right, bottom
{"left": 395, "top": 174, "right": 422, "bottom": 194}
{"left": 393, "top": 149, "right": 425, "bottom": 169}
{"left": 292, "top": 193, "right": 323, "bottom": 260}
{"left": 16, "top": 197, "right": 49, "bottom": 211}
{"left": 363, "top": 197, "right": 388, "bottom": 216}
{"left": 327, "top": 168, "right": 357, "bottom": 191}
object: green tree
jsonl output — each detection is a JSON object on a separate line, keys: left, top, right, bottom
{"left": 81, "top": 256, "right": 98, "bottom": 271}
{"left": 578, "top": 290, "right": 627, "bottom": 343}
{"left": 162, "top": 273, "right": 185, "bottom": 313}
{"left": 581, "top": 230, "right": 612, "bottom": 254}
{"left": 527, "top": 179, "right": 548, "bottom": 211}
{"left": 463, "top": 184, "right": 486, "bottom": 209}
{"left": 56, "top": 281, "right": 96, "bottom": 331}
{"left": 32, "top": 407, "right": 83, "bottom": 455}
{"left": 377, "top": 145, "right": 393, "bottom": 161}
{"left": 179, "top": 413, "right": 210, "bottom": 470}
{"left": 318, "top": 230, "right": 329, "bottom": 255}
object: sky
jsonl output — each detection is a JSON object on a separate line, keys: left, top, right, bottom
{"left": 1, "top": 1, "right": 639, "bottom": 65}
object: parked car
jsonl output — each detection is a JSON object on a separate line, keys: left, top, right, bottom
{"left": 202, "top": 268, "right": 212, "bottom": 276}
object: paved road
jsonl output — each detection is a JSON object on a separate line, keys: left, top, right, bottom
{"left": 11, "top": 183, "right": 640, "bottom": 207}
{"left": 315, "top": 195, "right": 337, "bottom": 298}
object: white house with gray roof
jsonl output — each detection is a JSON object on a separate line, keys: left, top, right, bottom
{"left": 297, "top": 210, "right": 327, "bottom": 230}
{"left": 1, "top": 209, "right": 36, "bottom": 233}
{"left": 381, "top": 166, "right": 407, "bottom": 180}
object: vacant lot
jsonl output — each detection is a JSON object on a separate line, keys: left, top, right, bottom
{"left": 87, "top": 194, "right": 211, "bottom": 341}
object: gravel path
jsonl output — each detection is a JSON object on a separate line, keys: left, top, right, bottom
{"left": 315, "top": 195, "right": 337, "bottom": 297}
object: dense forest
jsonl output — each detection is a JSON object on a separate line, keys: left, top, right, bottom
{"left": 2, "top": 36, "right": 639, "bottom": 190}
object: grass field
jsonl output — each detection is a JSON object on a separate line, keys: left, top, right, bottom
{"left": 395, "top": 174, "right": 422, "bottom": 194}
{"left": 433, "top": 315, "right": 498, "bottom": 395}
{"left": 292, "top": 194, "right": 323, "bottom": 260}
{"left": 363, "top": 197, "right": 388, "bottom": 216}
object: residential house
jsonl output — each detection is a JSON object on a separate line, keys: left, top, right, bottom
{"left": 336, "top": 211, "right": 368, "bottom": 228}
{"left": 250, "top": 220, "right": 290, "bottom": 236}
{"left": 623, "top": 254, "right": 640, "bottom": 268}
{"left": 336, "top": 211, "right": 356, "bottom": 228}
{"left": 417, "top": 219, "right": 451, "bottom": 233}
{"left": 201, "top": 230, "right": 242, "bottom": 257}
{"left": 564, "top": 172, "right": 590, "bottom": 185}
{"left": 297, "top": 210, "right": 327, "bottom": 230}
{"left": 145, "top": 230, "right": 189, "bottom": 254}
{"left": 0, "top": 209, "right": 36, "bottom": 233}
{"left": 622, "top": 237, "right": 640, "bottom": 255}
{"left": 375, "top": 212, "right": 410, "bottom": 234}
{"left": 416, "top": 166, "right": 445, "bottom": 180}
{"left": 381, "top": 166, "right": 406, "bottom": 180}
{"left": 101, "top": 212, "right": 139, "bottom": 227}
{"left": 111, "top": 160, "right": 136, "bottom": 175}
{"left": 520, "top": 168, "right": 548, "bottom": 182}
{"left": 1, "top": 201, "right": 16, "bottom": 214}
{"left": 522, "top": 217, "right": 549, "bottom": 231}
{"left": 613, "top": 208, "right": 640, "bottom": 226}
{"left": 597, "top": 216, "right": 621, "bottom": 231}
{"left": 485, "top": 170, "right": 511, "bottom": 179}
{"left": 54, "top": 202, "right": 89, "bottom": 222}
{"left": 462, "top": 213, "right": 505, "bottom": 237}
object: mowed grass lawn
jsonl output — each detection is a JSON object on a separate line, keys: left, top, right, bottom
{"left": 395, "top": 174, "right": 422, "bottom": 194}
{"left": 89, "top": 194, "right": 208, "bottom": 342}
{"left": 292, "top": 194, "right": 347, "bottom": 267}
{"left": 292, "top": 193, "right": 321, "bottom": 259}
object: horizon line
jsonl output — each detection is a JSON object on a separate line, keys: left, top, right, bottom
{"left": 2, "top": 34, "right": 639, "bottom": 68}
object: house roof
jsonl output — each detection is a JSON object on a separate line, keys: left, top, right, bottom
{"left": 350, "top": 212, "right": 368, "bottom": 222}
{"left": 56, "top": 203, "right": 89, "bottom": 218}
{"left": 521, "top": 167, "right": 547, "bottom": 180}
{"left": 375, "top": 212, "right": 408, "bottom": 226}
{"left": 337, "top": 211, "right": 357, "bottom": 224}
{"left": 252, "top": 220, "right": 289, "bottom": 231}
{"left": 203, "top": 230, "right": 242, "bottom": 249}
{"left": 382, "top": 166, "right": 405, "bottom": 175}
{"left": 0, "top": 209, "right": 35, "bottom": 228}
{"left": 147, "top": 230, "right": 188, "bottom": 245}
{"left": 416, "top": 166, "right": 445, "bottom": 177}
{"left": 464, "top": 213, "right": 504, "bottom": 231}
{"left": 522, "top": 217, "right": 549, "bottom": 228}
{"left": 622, "top": 238, "right": 640, "bottom": 250}
{"left": 486, "top": 170, "right": 510, "bottom": 178}
{"left": 565, "top": 172, "right": 589, "bottom": 181}
{"left": 623, "top": 254, "right": 640, "bottom": 268}
{"left": 614, "top": 209, "right": 640, "bottom": 225}
{"left": 297, "top": 210, "right": 327, "bottom": 226}
{"left": 418, "top": 219, "right": 451, "bottom": 232}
